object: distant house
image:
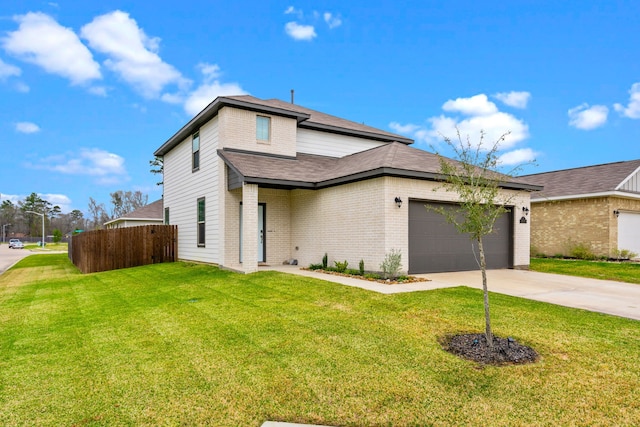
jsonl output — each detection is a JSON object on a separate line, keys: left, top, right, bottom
{"left": 154, "top": 95, "right": 539, "bottom": 274}
{"left": 521, "top": 160, "right": 640, "bottom": 258}
{"left": 104, "top": 199, "right": 164, "bottom": 229}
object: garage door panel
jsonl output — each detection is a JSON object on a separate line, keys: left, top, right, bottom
{"left": 618, "top": 212, "right": 640, "bottom": 256}
{"left": 409, "top": 201, "right": 512, "bottom": 274}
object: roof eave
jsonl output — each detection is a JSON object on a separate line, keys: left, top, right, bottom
{"left": 532, "top": 190, "right": 640, "bottom": 202}
{"left": 298, "top": 121, "right": 414, "bottom": 145}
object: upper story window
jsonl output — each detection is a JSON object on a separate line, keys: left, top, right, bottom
{"left": 192, "top": 131, "right": 200, "bottom": 171}
{"left": 256, "top": 116, "right": 270, "bottom": 142}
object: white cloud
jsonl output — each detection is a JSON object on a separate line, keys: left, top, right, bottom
{"left": 494, "top": 91, "right": 531, "bottom": 109}
{"left": 498, "top": 148, "right": 537, "bottom": 166}
{"left": 285, "top": 21, "right": 317, "bottom": 41}
{"left": 31, "top": 148, "right": 129, "bottom": 185}
{"left": 391, "top": 93, "right": 529, "bottom": 151}
{"left": 80, "top": 10, "right": 188, "bottom": 98}
{"left": 442, "top": 94, "right": 499, "bottom": 116}
{"left": 15, "top": 121, "right": 40, "bottom": 134}
{"left": 324, "top": 12, "right": 342, "bottom": 29}
{"left": 182, "top": 63, "right": 247, "bottom": 116}
{"left": 14, "top": 81, "right": 30, "bottom": 92}
{"left": 2, "top": 12, "right": 101, "bottom": 85}
{"left": 0, "top": 58, "right": 21, "bottom": 79}
{"left": 614, "top": 82, "right": 640, "bottom": 119}
{"left": 568, "top": 103, "right": 608, "bottom": 130}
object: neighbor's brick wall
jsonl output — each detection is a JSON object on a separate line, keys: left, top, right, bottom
{"left": 530, "top": 197, "right": 613, "bottom": 257}
{"left": 218, "top": 106, "right": 297, "bottom": 157}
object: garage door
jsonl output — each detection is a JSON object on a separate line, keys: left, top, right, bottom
{"left": 409, "top": 201, "right": 513, "bottom": 274}
{"left": 618, "top": 211, "right": 640, "bottom": 256}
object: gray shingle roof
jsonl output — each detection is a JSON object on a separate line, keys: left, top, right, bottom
{"left": 218, "top": 143, "right": 540, "bottom": 191}
{"left": 119, "top": 199, "right": 164, "bottom": 220}
{"left": 155, "top": 95, "right": 412, "bottom": 156}
{"left": 520, "top": 160, "right": 640, "bottom": 200}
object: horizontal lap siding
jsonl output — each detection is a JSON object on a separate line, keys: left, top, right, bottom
{"left": 163, "top": 117, "right": 219, "bottom": 263}
{"left": 296, "top": 128, "right": 386, "bottom": 157}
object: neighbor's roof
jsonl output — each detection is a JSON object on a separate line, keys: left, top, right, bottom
{"left": 103, "top": 199, "right": 164, "bottom": 226}
{"left": 218, "top": 142, "right": 541, "bottom": 191}
{"left": 154, "top": 95, "right": 413, "bottom": 156}
{"left": 520, "top": 159, "right": 640, "bottom": 201}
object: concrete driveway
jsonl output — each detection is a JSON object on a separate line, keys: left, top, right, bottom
{"left": 420, "top": 269, "right": 640, "bottom": 321}
{"left": 0, "top": 243, "right": 33, "bottom": 275}
{"left": 269, "top": 266, "right": 640, "bottom": 321}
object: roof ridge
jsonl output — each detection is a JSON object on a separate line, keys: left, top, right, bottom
{"left": 521, "top": 158, "right": 640, "bottom": 177}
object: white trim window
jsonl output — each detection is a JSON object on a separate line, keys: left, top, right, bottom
{"left": 256, "top": 116, "right": 270, "bottom": 142}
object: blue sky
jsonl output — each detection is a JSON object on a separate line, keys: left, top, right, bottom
{"left": 2, "top": 0, "right": 640, "bottom": 214}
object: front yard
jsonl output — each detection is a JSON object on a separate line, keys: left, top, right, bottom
{"left": 530, "top": 257, "right": 640, "bottom": 284}
{"left": 1, "top": 255, "right": 638, "bottom": 426}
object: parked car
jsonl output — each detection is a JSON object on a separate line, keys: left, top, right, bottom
{"left": 9, "top": 239, "right": 24, "bottom": 249}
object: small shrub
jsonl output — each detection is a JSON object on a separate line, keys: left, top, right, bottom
{"left": 322, "top": 253, "right": 328, "bottom": 269}
{"left": 345, "top": 268, "right": 361, "bottom": 276}
{"left": 308, "top": 263, "right": 323, "bottom": 270}
{"left": 334, "top": 260, "right": 348, "bottom": 273}
{"left": 613, "top": 248, "right": 639, "bottom": 261}
{"left": 396, "top": 275, "right": 410, "bottom": 282}
{"left": 359, "top": 259, "right": 365, "bottom": 276}
{"left": 380, "top": 249, "right": 402, "bottom": 279}
{"left": 568, "top": 242, "right": 597, "bottom": 260}
{"left": 364, "top": 273, "right": 381, "bottom": 280}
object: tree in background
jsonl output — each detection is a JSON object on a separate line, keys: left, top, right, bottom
{"left": 19, "top": 193, "right": 52, "bottom": 237}
{"left": 149, "top": 156, "right": 163, "bottom": 186}
{"left": 88, "top": 197, "right": 110, "bottom": 230}
{"left": 52, "top": 229, "right": 63, "bottom": 243}
{"left": 433, "top": 130, "right": 530, "bottom": 348}
{"left": 109, "top": 190, "right": 148, "bottom": 219}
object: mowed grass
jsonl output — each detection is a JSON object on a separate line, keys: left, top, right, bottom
{"left": 1, "top": 255, "right": 639, "bottom": 426}
{"left": 531, "top": 258, "right": 640, "bottom": 284}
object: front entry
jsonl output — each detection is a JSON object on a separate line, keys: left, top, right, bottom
{"left": 239, "top": 203, "right": 266, "bottom": 263}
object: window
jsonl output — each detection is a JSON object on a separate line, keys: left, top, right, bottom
{"left": 197, "top": 198, "right": 205, "bottom": 247}
{"left": 256, "top": 116, "right": 270, "bottom": 142}
{"left": 164, "top": 207, "right": 170, "bottom": 225}
{"left": 192, "top": 131, "right": 200, "bottom": 171}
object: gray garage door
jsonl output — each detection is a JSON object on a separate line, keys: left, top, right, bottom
{"left": 409, "top": 201, "right": 513, "bottom": 274}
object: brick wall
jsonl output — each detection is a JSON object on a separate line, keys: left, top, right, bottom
{"left": 530, "top": 197, "right": 613, "bottom": 257}
{"left": 218, "top": 107, "right": 297, "bottom": 157}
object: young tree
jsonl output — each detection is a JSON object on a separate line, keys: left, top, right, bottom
{"left": 433, "top": 130, "right": 530, "bottom": 348}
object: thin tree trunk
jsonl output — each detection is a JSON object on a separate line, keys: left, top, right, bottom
{"left": 478, "top": 237, "right": 493, "bottom": 348}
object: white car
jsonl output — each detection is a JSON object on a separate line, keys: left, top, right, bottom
{"left": 9, "top": 239, "right": 24, "bottom": 249}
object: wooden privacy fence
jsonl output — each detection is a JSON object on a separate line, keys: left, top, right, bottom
{"left": 69, "top": 225, "right": 178, "bottom": 274}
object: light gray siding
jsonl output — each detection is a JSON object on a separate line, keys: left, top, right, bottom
{"left": 296, "top": 128, "right": 386, "bottom": 158}
{"left": 618, "top": 167, "right": 640, "bottom": 192}
{"left": 163, "top": 116, "right": 220, "bottom": 263}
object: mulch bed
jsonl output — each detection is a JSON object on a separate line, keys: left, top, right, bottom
{"left": 441, "top": 333, "right": 539, "bottom": 366}
{"left": 302, "top": 268, "right": 429, "bottom": 284}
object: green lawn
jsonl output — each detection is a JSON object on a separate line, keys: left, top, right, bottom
{"left": 531, "top": 258, "right": 640, "bottom": 284}
{"left": 1, "top": 255, "right": 639, "bottom": 426}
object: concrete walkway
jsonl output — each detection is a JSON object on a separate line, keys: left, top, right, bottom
{"left": 266, "top": 265, "right": 640, "bottom": 321}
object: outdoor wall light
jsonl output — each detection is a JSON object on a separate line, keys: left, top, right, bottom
{"left": 613, "top": 209, "right": 620, "bottom": 218}
{"left": 395, "top": 197, "right": 403, "bottom": 208}
{"left": 522, "top": 206, "right": 530, "bottom": 216}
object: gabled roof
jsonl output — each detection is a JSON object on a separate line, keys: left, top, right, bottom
{"left": 104, "top": 199, "right": 164, "bottom": 226}
{"left": 520, "top": 159, "right": 640, "bottom": 201}
{"left": 218, "top": 142, "right": 541, "bottom": 191}
{"left": 154, "top": 95, "right": 413, "bottom": 156}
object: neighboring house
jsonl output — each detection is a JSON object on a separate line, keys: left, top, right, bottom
{"left": 154, "top": 95, "right": 539, "bottom": 274}
{"left": 521, "top": 160, "right": 640, "bottom": 258}
{"left": 104, "top": 199, "right": 164, "bottom": 229}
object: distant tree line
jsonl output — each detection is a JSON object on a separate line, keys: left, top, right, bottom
{"left": 1, "top": 190, "right": 148, "bottom": 241}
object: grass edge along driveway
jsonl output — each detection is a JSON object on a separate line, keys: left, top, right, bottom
{"left": 1, "top": 254, "right": 638, "bottom": 426}
{"left": 530, "top": 257, "right": 640, "bottom": 284}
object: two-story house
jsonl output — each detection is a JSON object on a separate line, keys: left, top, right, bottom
{"left": 154, "top": 95, "right": 538, "bottom": 274}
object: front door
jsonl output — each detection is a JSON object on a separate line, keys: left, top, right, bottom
{"left": 239, "top": 203, "right": 266, "bottom": 263}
